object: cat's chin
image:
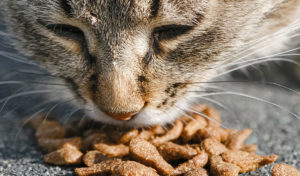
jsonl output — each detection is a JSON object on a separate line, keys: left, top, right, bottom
{"left": 84, "top": 99, "right": 191, "bottom": 127}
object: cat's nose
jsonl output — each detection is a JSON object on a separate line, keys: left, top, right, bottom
{"left": 105, "top": 112, "right": 138, "bottom": 121}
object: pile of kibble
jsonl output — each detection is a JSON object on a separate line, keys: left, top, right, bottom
{"left": 26, "top": 105, "right": 300, "bottom": 176}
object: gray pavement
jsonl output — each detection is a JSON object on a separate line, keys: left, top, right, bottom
{"left": 0, "top": 82, "right": 299, "bottom": 176}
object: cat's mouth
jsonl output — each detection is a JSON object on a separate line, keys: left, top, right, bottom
{"left": 84, "top": 100, "right": 144, "bottom": 126}
{"left": 105, "top": 112, "right": 139, "bottom": 121}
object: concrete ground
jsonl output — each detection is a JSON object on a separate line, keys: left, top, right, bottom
{"left": 0, "top": 82, "right": 299, "bottom": 176}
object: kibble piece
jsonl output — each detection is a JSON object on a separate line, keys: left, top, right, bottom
{"left": 225, "top": 129, "right": 252, "bottom": 150}
{"left": 36, "top": 121, "right": 66, "bottom": 139}
{"left": 135, "top": 130, "right": 154, "bottom": 141}
{"left": 210, "top": 155, "right": 240, "bottom": 176}
{"left": 201, "top": 138, "right": 228, "bottom": 156}
{"left": 191, "top": 104, "right": 208, "bottom": 113}
{"left": 158, "top": 142, "right": 197, "bottom": 161}
{"left": 182, "top": 114, "right": 207, "bottom": 142}
{"left": 272, "top": 164, "right": 300, "bottom": 176}
{"left": 241, "top": 144, "right": 258, "bottom": 153}
{"left": 173, "top": 151, "right": 209, "bottom": 175}
{"left": 113, "top": 160, "right": 159, "bottom": 176}
{"left": 197, "top": 127, "right": 229, "bottom": 142}
{"left": 44, "top": 143, "right": 83, "bottom": 165}
{"left": 24, "top": 115, "right": 45, "bottom": 129}
{"left": 38, "top": 137, "right": 82, "bottom": 152}
{"left": 119, "top": 129, "right": 139, "bottom": 144}
{"left": 184, "top": 168, "right": 209, "bottom": 176}
{"left": 221, "top": 150, "right": 278, "bottom": 173}
{"left": 75, "top": 158, "right": 122, "bottom": 176}
{"left": 82, "top": 131, "right": 108, "bottom": 150}
{"left": 94, "top": 143, "right": 129, "bottom": 157}
{"left": 151, "top": 120, "right": 184, "bottom": 146}
{"left": 83, "top": 150, "right": 108, "bottom": 167}
{"left": 151, "top": 124, "right": 166, "bottom": 135}
{"left": 129, "top": 138, "right": 175, "bottom": 175}
{"left": 64, "top": 122, "right": 81, "bottom": 137}
{"left": 203, "top": 106, "right": 222, "bottom": 128}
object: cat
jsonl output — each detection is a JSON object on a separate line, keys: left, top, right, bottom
{"left": 1, "top": 0, "right": 300, "bottom": 126}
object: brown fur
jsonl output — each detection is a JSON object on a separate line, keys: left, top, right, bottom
{"left": 1, "top": 0, "right": 300, "bottom": 126}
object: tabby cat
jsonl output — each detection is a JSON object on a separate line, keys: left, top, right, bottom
{"left": 1, "top": 0, "right": 300, "bottom": 126}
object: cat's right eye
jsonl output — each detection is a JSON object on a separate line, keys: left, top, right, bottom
{"left": 46, "top": 24, "right": 85, "bottom": 42}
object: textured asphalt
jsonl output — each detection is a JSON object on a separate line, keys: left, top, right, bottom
{"left": 0, "top": 15, "right": 300, "bottom": 176}
{"left": 0, "top": 82, "right": 300, "bottom": 176}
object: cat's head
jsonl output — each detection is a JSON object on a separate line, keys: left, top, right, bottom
{"left": 2, "top": 0, "right": 299, "bottom": 126}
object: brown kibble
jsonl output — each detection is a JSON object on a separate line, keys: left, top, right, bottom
{"left": 64, "top": 122, "right": 81, "bottom": 137}
{"left": 151, "top": 120, "right": 183, "bottom": 146}
{"left": 44, "top": 143, "right": 83, "bottom": 165}
{"left": 226, "top": 129, "right": 252, "bottom": 150}
{"left": 83, "top": 150, "right": 108, "bottom": 167}
{"left": 151, "top": 124, "right": 166, "bottom": 135}
{"left": 158, "top": 142, "right": 197, "bottom": 161}
{"left": 201, "top": 138, "right": 228, "bottom": 156}
{"left": 27, "top": 105, "right": 287, "bottom": 176}
{"left": 272, "top": 163, "right": 300, "bottom": 176}
{"left": 36, "top": 121, "right": 66, "bottom": 139}
{"left": 113, "top": 161, "right": 159, "bottom": 176}
{"left": 119, "top": 129, "right": 139, "bottom": 144}
{"left": 135, "top": 129, "right": 154, "bottom": 141}
{"left": 210, "top": 155, "right": 240, "bottom": 176}
{"left": 94, "top": 143, "right": 129, "bottom": 157}
{"left": 75, "top": 158, "right": 122, "bottom": 176}
{"left": 38, "top": 137, "right": 82, "bottom": 152}
{"left": 82, "top": 131, "right": 108, "bottom": 150}
{"left": 184, "top": 168, "right": 209, "bottom": 176}
{"left": 197, "top": 127, "right": 229, "bottom": 142}
{"left": 221, "top": 150, "right": 278, "bottom": 173}
{"left": 174, "top": 151, "right": 209, "bottom": 175}
{"left": 203, "top": 106, "right": 222, "bottom": 128}
{"left": 241, "top": 144, "right": 258, "bottom": 153}
{"left": 191, "top": 104, "right": 208, "bottom": 113}
{"left": 129, "top": 138, "right": 175, "bottom": 175}
{"left": 182, "top": 114, "right": 207, "bottom": 142}
{"left": 23, "top": 115, "right": 44, "bottom": 129}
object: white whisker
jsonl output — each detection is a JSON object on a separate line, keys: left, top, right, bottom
{"left": 213, "top": 57, "right": 300, "bottom": 79}
{"left": 0, "top": 51, "right": 37, "bottom": 66}
{"left": 193, "top": 91, "right": 300, "bottom": 120}
{"left": 0, "top": 89, "right": 66, "bottom": 104}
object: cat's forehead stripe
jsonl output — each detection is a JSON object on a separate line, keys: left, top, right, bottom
{"left": 150, "top": 0, "right": 160, "bottom": 18}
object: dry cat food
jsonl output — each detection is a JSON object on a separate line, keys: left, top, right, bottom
{"left": 26, "top": 105, "right": 300, "bottom": 176}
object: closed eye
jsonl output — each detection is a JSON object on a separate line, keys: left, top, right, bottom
{"left": 153, "top": 24, "right": 194, "bottom": 41}
{"left": 45, "top": 24, "right": 85, "bottom": 42}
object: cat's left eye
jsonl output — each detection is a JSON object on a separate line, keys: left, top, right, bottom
{"left": 46, "top": 24, "right": 85, "bottom": 42}
{"left": 153, "top": 25, "right": 193, "bottom": 41}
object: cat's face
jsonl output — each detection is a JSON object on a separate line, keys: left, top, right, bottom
{"left": 2, "top": 0, "right": 299, "bottom": 126}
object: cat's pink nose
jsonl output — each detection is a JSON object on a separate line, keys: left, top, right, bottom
{"left": 105, "top": 112, "right": 137, "bottom": 121}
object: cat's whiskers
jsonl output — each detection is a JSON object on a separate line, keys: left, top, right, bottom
{"left": 0, "top": 51, "right": 37, "bottom": 66}
{"left": 229, "top": 21, "right": 300, "bottom": 60}
{"left": 215, "top": 23, "right": 300, "bottom": 67}
{"left": 0, "top": 89, "right": 67, "bottom": 105}
{"left": 43, "top": 97, "right": 78, "bottom": 121}
{"left": 190, "top": 91, "right": 300, "bottom": 120}
{"left": 185, "top": 80, "right": 300, "bottom": 95}
{"left": 241, "top": 19, "right": 300, "bottom": 47}
{"left": 0, "top": 80, "right": 68, "bottom": 87}
{"left": 213, "top": 57, "right": 300, "bottom": 79}
{"left": 215, "top": 33, "right": 300, "bottom": 71}
{"left": 13, "top": 108, "right": 48, "bottom": 144}
{"left": 62, "top": 107, "right": 83, "bottom": 124}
